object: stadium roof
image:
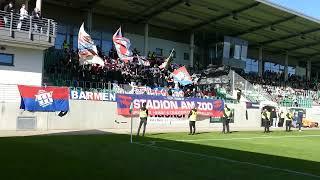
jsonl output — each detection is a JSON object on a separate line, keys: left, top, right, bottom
{"left": 45, "top": 0, "right": 320, "bottom": 63}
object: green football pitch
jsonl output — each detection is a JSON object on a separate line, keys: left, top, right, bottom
{"left": 1, "top": 130, "right": 320, "bottom": 180}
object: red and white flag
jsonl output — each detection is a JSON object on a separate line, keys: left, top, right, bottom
{"left": 172, "top": 66, "right": 193, "bottom": 86}
{"left": 78, "top": 23, "right": 104, "bottom": 66}
{"left": 113, "top": 27, "right": 133, "bottom": 63}
{"left": 159, "top": 48, "right": 174, "bottom": 69}
{"left": 137, "top": 55, "right": 150, "bottom": 66}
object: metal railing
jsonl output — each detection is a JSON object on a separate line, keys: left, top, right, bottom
{"left": 0, "top": 10, "right": 56, "bottom": 40}
{"left": 230, "top": 71, "right": 273, "bottom": 103}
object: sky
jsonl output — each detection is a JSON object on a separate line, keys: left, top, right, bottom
{"left": 269, "top": 0, "right": 320, "bottom": 20}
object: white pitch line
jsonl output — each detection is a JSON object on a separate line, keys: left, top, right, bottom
{"left": 133, "top": 142, "right": 320, "bottom": 179}
{"left": 152, "top": 134, "right": 320, "bottom": 143}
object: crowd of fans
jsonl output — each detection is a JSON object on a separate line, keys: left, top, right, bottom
{"left": 242, "top": 71, "right": 319, "bottom": 90}
{"left": 238, "top": 71, "right": 320, "bottom": 105}
{"left": 45, "top": 42, "right": 320, "bottom": 105}
{"left": 45, "top": 44, "right": 227, "bottom": 99}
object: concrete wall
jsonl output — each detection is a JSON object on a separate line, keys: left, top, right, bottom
{"left": 0, "top": 99, "right": 262, "bottom": 131}
{"left": 0, "top": 46, "right": 44, "bottom": 86}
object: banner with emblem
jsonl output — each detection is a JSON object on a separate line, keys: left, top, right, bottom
{"left": 116, "top": 94, "right": 224, "bottom": 117}
{"left": 18, "top": 85, "right": 69, "bottom": 112}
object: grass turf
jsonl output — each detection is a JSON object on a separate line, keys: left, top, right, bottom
{"left": 0, "top": 130, "right": 320, "bottom": 180}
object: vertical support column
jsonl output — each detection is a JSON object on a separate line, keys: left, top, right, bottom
{"left": 46, "top": 19, "right": 50, "bottom": 41}
{"left": 144, "top": 23, "right": 149, "bottom": 56}
{"left": 25, "top": 0, "right": 29, "bottom": 10}
{"left": 9, "top": 13, "right": 13, "bottom": 37}
{"left": 258, "top": 46, "right": 263, "bottom": 77}
{"left": 86, "top": 9, "right": 93, "bottom": 33}
{"left": 232, "top": 71, "right": 235, "bottom": 95}
{"left": 316, "top": 72, "right": 319, "bottom": 81}
{"left": 307, "top": 59, "right": 311, "bottom": 81}
{"left": 284, "top": 52, "right": 289, "bottom": 81}
{"left": 36, "top": 0, "right": 42, "bottom": 11}
{"left": 29, "top": 16, "right": 32, "bottom": 39}
{"left": 190, "top": 32, "right": 195, "bottom": 67}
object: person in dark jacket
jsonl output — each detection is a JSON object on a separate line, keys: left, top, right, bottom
{"left": 31, "top": 8, "right": 41, "bottom": 32}
{"left": 271, "top": 109, "right": 277, "bottom": 127}
{"left": 297, "top": 111, "right": 304, "bottom": 132}
{"left": 3, "top": 2, "right": 13, "bottom": 28}
{"left": 137, "top": 103, "right": 148, "bottom": 136}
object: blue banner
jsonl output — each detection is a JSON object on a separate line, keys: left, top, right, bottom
{"left": 116, "top": 94, "right": 224, "bottom": 117}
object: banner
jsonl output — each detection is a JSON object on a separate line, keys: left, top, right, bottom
{"left": 116, "top": 94, "right": 224, "bottom": 117}
{"left": 18, "top": 85, "right": 69, "bottom": 112}
{"left": 70, "top": 90, "right": 116, "bottom": 102}
{"left": 112, "top": 84, "right": 184, "bottom": 97}
{"left": 246, "top": 102, "right": 260, "bottom": 109}
{"left": 210, "top": 109, "right": 235, "bottom": 123}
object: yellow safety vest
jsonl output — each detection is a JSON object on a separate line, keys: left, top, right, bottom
{"left": 63, "top": 42, "right": 69, "bottom": 49}
{"left": 286, "top": 113, "right": 293, "bottom": 121}
{"left": 189, "top": 110, "right": 197, "bottom": 121}
{"left": 266, "top": 111, "right": 271, "bottom": 120}
{"left": 261, "top": 112, "right": 267, "bottom": 120}
{"left": 139, "top": 109, "right": 147, "bottom": 118}
{"left": 224, "top": 108, "right": 231, "bottom": 118}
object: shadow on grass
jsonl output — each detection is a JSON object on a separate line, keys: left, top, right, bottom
{"left": 0, "top": 132, "right": 319, "bottom": 180}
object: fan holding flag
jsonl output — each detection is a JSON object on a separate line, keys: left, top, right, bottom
{"left": 159, "top": 48, "right": 174, "bottom": 69}
{"left": 112, "top": 27, "right": 134, "bottom": 63}
{"left": 172, "top": 66, "right": 193, "bottom": 86}
{"left": 78, "top": 23, "right": 105, "bottom": 67}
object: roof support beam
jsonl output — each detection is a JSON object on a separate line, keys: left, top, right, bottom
{"left": 186, "top": 2, "right": 260, "bottom": 31}
{"left": 232, "top": 15, "right": 296, "bottom": 37}
{"left": 288, "top": 40, "right": 320, "bottom": 51}
{"left": 88, "top": 0, "right": 103, "bottom": 6}
{"left": 259, "top": 28, "right": 320, "bottom": 45}
{"left": 134, "top": 0, "right": 184, "bottom": 23}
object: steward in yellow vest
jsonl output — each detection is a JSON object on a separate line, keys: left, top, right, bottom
{"left": 137, "top": 103, "right": 148, "bottom": 136}
{"left": 278, "top": 111, "right": 285, "bottom": 127}
{"left": 262, "top": 109, "right": 270, "bottom": 133}
{"left": 285, "top": 111, "right": 293, "bottom": 132}
{"left": 188, "top": 108, "right": 198, "bottom": 135}
{"left": 223, "top": 104, "right": 232, "bottom": 134}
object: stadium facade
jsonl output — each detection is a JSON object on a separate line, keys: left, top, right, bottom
{"left": 0, "top": 0, "right": 319, "bottom": 131}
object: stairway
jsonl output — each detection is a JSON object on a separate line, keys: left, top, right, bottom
{"left": 229, "top": 71, "right": 274, "bottom": 103}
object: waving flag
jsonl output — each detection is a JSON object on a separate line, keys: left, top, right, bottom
{"left": 172, "top": 66, "right": 193, "bottom": 86}
{"left": 18, "top": 85, "right": 69, "bottom": 112}
{"left": 78, "top": 23, "right": 104, "bottom": 66}
{"left": 159, "top": 48, "right": 174, "bottom": 69}
{"left": 113, "top": 27, "right": 133, "bottom": 63}
{"left": 137, "top": 55, "right": 150, "bottom": 66}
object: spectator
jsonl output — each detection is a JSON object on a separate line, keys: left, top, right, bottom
{"left": 31, "top": 7, "right": 41, "bottom": 32}
{"left": 17, "top": 4, "right": 28, "bottom": 31}
{"left": 3, "top": 2, "right": 13, "bottom": 28}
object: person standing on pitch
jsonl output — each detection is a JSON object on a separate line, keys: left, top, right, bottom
{"left": 137, "top": 103, "right": 148, "bottom": 137}
{"left": 271, "top": 109, "right": 277, "bottom": 127}
{"left": 279, "top": 110, "right": 285, "bottom": 127}
{"left": 188, "top": 107, "right": 198, "bottom": 135}
{"left": 261, "top": 109, "right": 269, "bottom": 133}
{"left": 297, "top": 110, "right": 303, "bottom": 132}
{"left": 223, "top": 104, "right": 232, "bottom": 134}
{"left": 285, "top": 110, "right": 293, "bottom": 132}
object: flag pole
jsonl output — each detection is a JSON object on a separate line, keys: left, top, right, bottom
{"left": 130, "top": 114, "right": 133, "bottom": 144}
{"left": 130, "top": 101, "right": 133, "bottom": 144}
